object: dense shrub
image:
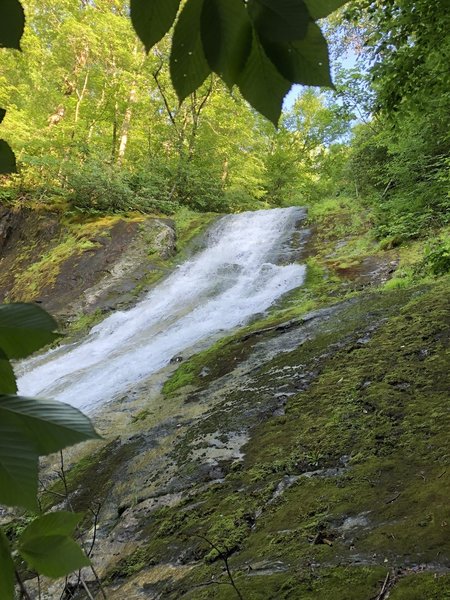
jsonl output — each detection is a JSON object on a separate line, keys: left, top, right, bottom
{"left": 66, "top": 162, "right": 134, "bottom": 213}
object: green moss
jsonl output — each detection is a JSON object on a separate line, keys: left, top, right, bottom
{"left": 8, "top": 234, "right": 99, "bottom": 301}
{"left": 106, "top": 546, "right": 157, "bottom": 581}
{"left": 389, "top": 573, "right": 450, "bottom": 599}
{"left": 173, "top": 208, "right": 218, "bottom": 254}
{"left": 67, "top": 308, "right": 104, "bottom": 335}
{"left": 115, "top": 277, "right": 450, "bottom": 596}
{"left": 41, "top": 438, "right": 137, "bottom": 513}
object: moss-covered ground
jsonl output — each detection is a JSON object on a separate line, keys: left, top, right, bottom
{"left": 98, "top": 274, "right": 449, "bottom": 598}
{"left": 17, "top": 197, "right": 449, "bottom": 598}
{"left": 97, "top": 198, "right": 450, "bottom": 598}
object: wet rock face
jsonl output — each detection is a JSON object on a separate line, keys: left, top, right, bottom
{"left": 50, "top": 217, "right": 176, "bottom": 320}
{"left": 10, "top": 208, "right": 449, "bottom": 598}
{"left": 0, "top": 209, "right": 176, "bottom": 323}
{"left": 73, "top": 281, "right": 448, "bottom": 599}
{"left": 0, "top": 207, "right": 62, "bottom": 300}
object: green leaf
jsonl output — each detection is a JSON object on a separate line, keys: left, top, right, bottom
{"left": 0, "top": 140, "right": 16, "bottom": 175}
{"left": 0, "top": 417, "right": 38, "bottom": 510}
{"left": 201, "top": 0, "right": 252, "bottom": 88}
{"left": 237, "top": 30, "right": 291, "bottom": 126}
{"left": 130, "top": 0, "right": 181, "bottom": 52}
{"left": 0, "top": 0, "right": 25, "bottom": 50}
{"left": 262, "top": 21, "right": 333, "bottom": 87}
{"left": 20, "top": 511, "right": 82, "bottom": 541}
{"left": 0, "top": 349, "right": 17, "bottom": 394}
{"left": 0, "top": 109, "right": 6, "bottom": 124}
{"left": 0, "top": 395, "right": 100, "bottom": 510}
{"left": 170, "top": 0, "right": 211, "bottom": 103}
{"left": 303, "top": 0, "right": 348, "bottom": 20}
{"left": 0, "top": 303, "right": 59, "bottom": 359}
{"left": 19, "top": 512, "right": 90, "bottom": 578}
{"left": 0, "top": 529, "right": 15, "bottom": 600}
{"left": 0, "top": 395, "right": 101, "bottom": 455}
{"left": 249, "top": 0, "right": 309, "bottom": 43}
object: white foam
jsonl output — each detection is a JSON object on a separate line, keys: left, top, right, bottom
{"left": 17, "top": 207, "right": 306, "bottom": 411}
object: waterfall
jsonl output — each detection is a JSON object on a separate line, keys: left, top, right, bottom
{"left": 17, "top": 207, "right": 306, "bottom": 412}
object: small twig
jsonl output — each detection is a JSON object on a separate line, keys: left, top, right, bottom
{"left": 15, "top": 569, "right": 33, "bottom": 600}
{"left": 385, "top": 492, "right": 401, "bottom": 504}
{"left": 196, "top": 535, "right": 244, "bottom": 600}
{"left": 59, "top": 451, "right": 70, "bottom": 503}
{"left": 375, "top": 571, "right": 390, "bottom": 600}
{"left": 80, "top": 578, "right": 95, "bottom": 600}
{"left": 57, "top": 453, "right": 107, "bottom": 600}
{"left": 438, "top": 470, "right": 447, "bottom": 479}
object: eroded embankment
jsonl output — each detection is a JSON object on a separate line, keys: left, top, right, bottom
{"left": 0, "top": 206, "right": 217, "bottom": 331}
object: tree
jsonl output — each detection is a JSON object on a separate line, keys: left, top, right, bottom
{"left": 341, "top": 0, "right": 450, "bottom": 242}
{"left": 1, "top": 0, "right": 350, "bottom": 174}
{"left": 262, "top": 88, "right": 352, "bottom": 205}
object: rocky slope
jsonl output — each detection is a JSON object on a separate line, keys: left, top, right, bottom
{"left": 4, "top": 205, "right": 449, "bottom": 599}
{"left": 0, "top": 207, "right": 219, "bottom": 330}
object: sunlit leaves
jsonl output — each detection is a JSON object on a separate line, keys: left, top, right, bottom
{"left": 171, "top": 0, "right": 211, "bottom": 102}
{"left": 0, "top": 395, "right": 100, "bottom": 510}
{"left": 0, "top": 0, "right": 25, "bottom": 50}
{"left": 18, "top": 512, "right": 90, "bottom": 577}
{"left": 201, "top": 0, "right": 252, "bottom": 88}
{"left": 130, "top": 0, "right": 181, "bottom": 51}
{"left": 0, "top": 140, "right": 16, "bottom": 174}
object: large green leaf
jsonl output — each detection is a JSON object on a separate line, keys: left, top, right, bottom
{"left": 249, "top": 0, "right": 309, "bottom": 43}
{"left": 303, "top": 0, "right": 348, "bottom": 20}
{"left": 0, "top": 140, "right": 16, "bottom": 175}
{"left": 0, "top": 529, "right": 15, "bottom": 600}
{"left": 201, "top": 0, "right": 252, "bottom": 88}
{"left": 0, "top": 349, "right": 17, "bottom": 394}
{"left": 237, "top": 31, "right": 291, "bottom": 126}
{"left": 19, "top": 512, "right": 90, "bottom": 578}
{"left": 0, "top": 0, "right": 25, "bottom": 50}
{"left": 0, "top": 303, "right": 59, "bottom": 359}
{"left": 170, "top": 0, "right": 211, "bottom": 103}
{"left": 262, "top": 21, "right": 333, "bottom": 87}
{"left": 130, "top": 0, "right": 181, "bottom": 52}
{"left": 0, "top": 417, "right": 38, "bottom": 510}
{"left": 0, "top": 395, "right": 100, "bottom": 510}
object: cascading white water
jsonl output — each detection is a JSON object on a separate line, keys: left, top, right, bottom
{"left": 17, "top": 207, "right": 306, "bottom": 412}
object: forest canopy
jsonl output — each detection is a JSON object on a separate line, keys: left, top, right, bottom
{"left": 0, "top": 0, "right": 447, "bottom": 246}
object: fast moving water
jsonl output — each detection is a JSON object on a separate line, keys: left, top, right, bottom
{"left": 17, "top": 207, "right": 306, "bottom": 412}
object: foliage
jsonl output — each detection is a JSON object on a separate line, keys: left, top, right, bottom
{"left": 262, "top": 88, "right": 352, "bottom": 206}
{"left": 336, "top": 0, "right": 450, "bottom": 246}
{"left": 0, "top": 0, "right": 349, "bottom": 192}
{"left": 422, "top": 236, "right": 450, "bottom": 276}
{"left": 131, "top": 0, "right": 347, "bottom": 125}
{"left": 0, "top": 302, "right": 100, "bottom": 598}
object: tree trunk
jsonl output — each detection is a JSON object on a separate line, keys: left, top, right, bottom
{"left": 117, "top": 85, "right": 136, "bottom": 165}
